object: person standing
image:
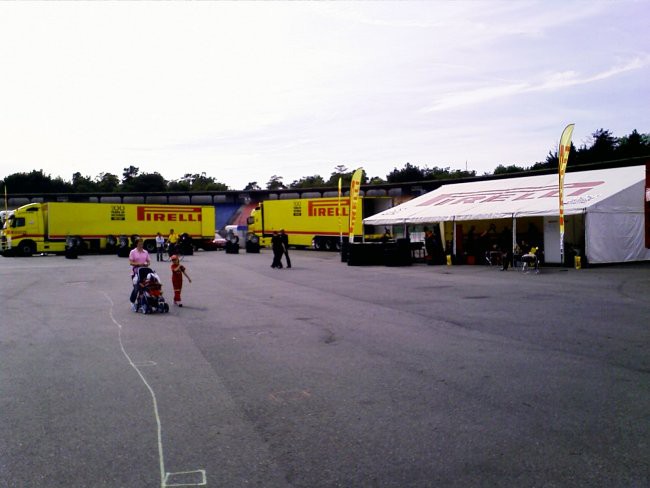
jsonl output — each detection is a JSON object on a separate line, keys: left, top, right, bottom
{"left": 155, "top": 232, "right": 165, "bottom": 262}
{"left": 424, "top": 226, "right": 435, "bottom": 265}
{"left": 128, "top": 238, "right": 150, "bottom": 309}
{"left": 170, "top": 255, "right": 191, "bottom": 306}
{"left": 279, "top": 229, "right": 291, "bottom": 268}
{"left": 271, "top": 231, "right": 284, "bottom": 269}
{"left": 167, "top": 228, "right": 180, "bottom": 257}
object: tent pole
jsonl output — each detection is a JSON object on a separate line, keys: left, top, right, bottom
{"left": 512, "top": 214, "right": 517, "bottom": 268}
{"left": 452, "top": 218, "right": 456, "bottom": 258}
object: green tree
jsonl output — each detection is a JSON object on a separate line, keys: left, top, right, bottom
{"left": 124, "top": 172, "right": 167, "bottom": 192}
{"left": 171, "top": 173, "right": 228, "bottom": 191}
{"left": 423, "top": 166, "right": 476, "bottom": 180}
{"left": 3, "top": 170, "right": 71, "bottom": 193}
{"left": 616, "top": 130, "right": 650, "bottom": 159}
{"left": 493, "top": 164, "right": 526, "bottom": 175}
{"left": 290, "top": 175, "right": 326, "bottom": 188}
{"left": 95, "top": 173, "right": 120, "bottom": 193}
{"left": 244, "top": 181, "right": 261, "bottom": 191}
{"left": 386, "top": 163, "right": 425, "bottom": 183}
{"left": 266, "top": 175, "right": 286, "bottom": 190}
{"left": 72, "top": 172, "right": 98, "bottom": 193}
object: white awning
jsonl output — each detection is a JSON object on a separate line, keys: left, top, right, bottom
{"left": 364, "top": 166, "right": 646, "bottom": 225}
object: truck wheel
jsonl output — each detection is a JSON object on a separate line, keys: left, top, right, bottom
{"left": 144, "top": 240, "right": 157, "bottom": 253}
{"left": 106, "top": 235, "right": 117, "bottom": 248}
{"left": 312, "top": 237, "right": 323, "bottom": 250}
{"left": 19, "top": 241, "right": 36, "bottom": 257}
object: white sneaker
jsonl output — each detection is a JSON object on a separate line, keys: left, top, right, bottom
{"left": 131, "top": 302, "right": 137, "bottom": 312}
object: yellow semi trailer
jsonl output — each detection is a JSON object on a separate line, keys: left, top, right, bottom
{"left": 1, "top": 202, "right": 216, "bottom": 257}
{"left": 246, "top": 196, "right": 392, "bottom": 250}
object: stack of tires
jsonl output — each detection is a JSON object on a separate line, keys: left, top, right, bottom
{"left": 246, "top": 234, "right": 260, "bottom": 253}
{"left": 178, "top": 233, "right": 194, "bottom": 256}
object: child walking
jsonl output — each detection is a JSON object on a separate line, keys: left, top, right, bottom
{"left": 170, "top": 255, "right": 191, "bottom": 306}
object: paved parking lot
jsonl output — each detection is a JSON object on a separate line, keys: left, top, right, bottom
{"left": 1, "top": 250, "right": 649, "bottom": 487}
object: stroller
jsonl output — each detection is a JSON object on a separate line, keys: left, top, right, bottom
{"left": 133, "top": 267, "right": 170, "bottom": 314}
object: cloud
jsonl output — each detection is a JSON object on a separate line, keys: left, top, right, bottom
{"left": 421, "top": 54, "right": 650, "bottom": 113}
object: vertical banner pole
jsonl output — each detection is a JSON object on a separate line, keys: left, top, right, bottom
{"left": 558, "top": 123, "right": 575, "bottom": 265}
{"left": 338, "top": 177, "right": 343, "bottom": 251}
{"left": 348, "top": 168, "right": 363, "bottom": 242}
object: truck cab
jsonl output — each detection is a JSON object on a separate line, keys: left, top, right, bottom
{"left": 0, "top": 203, "right": 46, "bottom": 256}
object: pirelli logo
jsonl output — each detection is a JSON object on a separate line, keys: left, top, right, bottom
{"left": 417, "top": 181, "right": 605, "bottom": 207}
{"left": 136, "top": 205, "right": 203, "bottom": 222}
{"left": 308, "top": 198, "right": 350, "bottom": 217}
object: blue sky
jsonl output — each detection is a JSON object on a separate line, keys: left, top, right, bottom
{"left": 1, "top": 1, "right": 648, "bottom": 189}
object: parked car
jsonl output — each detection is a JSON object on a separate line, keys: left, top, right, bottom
{"left": 211, "top": 233, "right": 227, "bottom": 250}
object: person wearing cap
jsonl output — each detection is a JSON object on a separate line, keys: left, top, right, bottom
{"left": 170, "top": 254, "right": 191, "bottom": 306}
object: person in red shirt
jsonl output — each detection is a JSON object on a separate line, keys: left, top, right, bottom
{"left": 170, "top": 255, "right": 191, "bottom": 306}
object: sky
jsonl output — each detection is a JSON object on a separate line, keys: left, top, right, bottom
{"left": 0, "top": 1, "right": 648, "bottom": 190}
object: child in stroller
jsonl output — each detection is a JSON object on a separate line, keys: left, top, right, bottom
{"left": 133, "top": 267, "right": 170, "bottom": 314}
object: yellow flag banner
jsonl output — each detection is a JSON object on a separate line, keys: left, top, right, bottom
{"left": 559, "top": 123, "right": 575, "bottom": 260}
{"left": 348, "top": 168, "right": 363, "bottom": 239}
{"left": 338, "top": 177, "right": 343, "bottom": 245}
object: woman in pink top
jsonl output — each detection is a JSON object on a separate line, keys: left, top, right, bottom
{"left": 129, "top": 238, "right": 151, "bottom": 308}
{"left": 129, "top": 238, "right": 151, "bottom": 272}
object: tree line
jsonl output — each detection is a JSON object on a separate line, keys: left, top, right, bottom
{"left": 1, "top": 129, "right": 648, "bottom": 194}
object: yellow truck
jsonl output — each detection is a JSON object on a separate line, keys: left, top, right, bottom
{"left": 246, "top": 196, "right": 392, "bottom": 251}
{"left": 1, "top": 202, "right": 216, "bottom": 257}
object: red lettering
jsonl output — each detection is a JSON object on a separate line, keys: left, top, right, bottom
{"left": 318, "top": 208, "right": 326, "bottom": 216}
{"left": 168, "top": 214, "right": 177, "bottom": 221}
{"left": 153, "top": 213, "right": 165, "bottom": 221}
{"left": 481, "top": 194, "right": 510, "bottom": 202}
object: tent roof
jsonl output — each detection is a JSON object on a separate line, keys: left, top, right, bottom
{"left": 364, "top": 166, "right": 646, "bottom": 225}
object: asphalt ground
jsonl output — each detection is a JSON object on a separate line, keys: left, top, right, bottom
{"left": 1, "top": 249, "right": 649, "bottom": 488}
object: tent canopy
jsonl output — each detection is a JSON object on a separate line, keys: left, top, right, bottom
{"left": 364, "top": 166, "right": 646, "bottom": 225}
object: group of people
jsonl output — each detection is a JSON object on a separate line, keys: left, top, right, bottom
{"left": 270, "top": 229, "right": 291, "bottom": 269}
{"left": 129, "top": 235, "right": 191, "bottom": 308}
{"left": 154, "top": 228, "right": 181, "bottom": 262}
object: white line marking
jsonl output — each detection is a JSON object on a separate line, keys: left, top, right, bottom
{"left": 164, "top": 469, "right": 207, "bottom": 486}
{"left": 102, "top": 292, "right": 166, "bottom": 487}
{"left": 102, "top": 292, "right": 207, "bottom": 488}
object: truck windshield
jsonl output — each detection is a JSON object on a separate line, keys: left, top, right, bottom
{"left": 11, "top": 217, "right": 25, "bottom": 228}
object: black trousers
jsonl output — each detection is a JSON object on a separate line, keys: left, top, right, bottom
{"left": 272, "top": 249, "right": 284, "bottom": 268}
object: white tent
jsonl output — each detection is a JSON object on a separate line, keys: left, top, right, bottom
{"left": 364, "top": 166, "right": 650, "bottom": 264}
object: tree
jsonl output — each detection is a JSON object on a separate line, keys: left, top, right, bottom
{"left": 386, "top": 163, "right": 425, "bottom": 183}
{"left": 617, "top": 130, "right": 650, "bottom": 159}
{"left": 266, "top": 175, "right": 286, "bottom": 190}
{"left": 493, "top": 164, "right": 526, "bottom": 175}
{"left": 290, "top": 175, "right": 326, "bottom": 188}
{"left": 172, "top": 172, "right": 228, "bottom": 191}
{"left": 122, "top": 165, "right": 139, "bottom": 181}
{"left": 590, "top": 128, "right": 617, "bottom": 154}
{"left": 72, "top": 172, "right": 97, "bottom": 193}
{"left": 96, "top": 172, "right": 120, "bottom": 192}
{"left": 326, "top": 165, "right": 350, "bottom": 186}
{"left": 3, "top": 170, "right": 71, "bottom": 193}
{"left": 423, "top": 166, "right": 476, "bottom": 180}
{"left": 124, "top": 172, "right": 167, "bottom": 192}
{"left": 244, "top": 181, "right": 261, "bottom": 191}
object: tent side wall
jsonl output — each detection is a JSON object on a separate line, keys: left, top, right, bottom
{"left": 585, "top": 180, "right": 650, "bottom": 264}
{"left": 586, "top": 213, "right": 650, "bottom": 263}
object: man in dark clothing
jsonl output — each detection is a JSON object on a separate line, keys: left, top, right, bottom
{"left": 271, "top": 231, "right": 284, "bottom": 268}
{"left": 280, "top": 229, "right": 291, "bottom": 268}
{"left": 424, "top": 226, "right": 435, "bottom": 265}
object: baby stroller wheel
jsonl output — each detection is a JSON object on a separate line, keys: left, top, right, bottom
{"left": 163, "top": 303, "right": 170, "bottom": 313}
